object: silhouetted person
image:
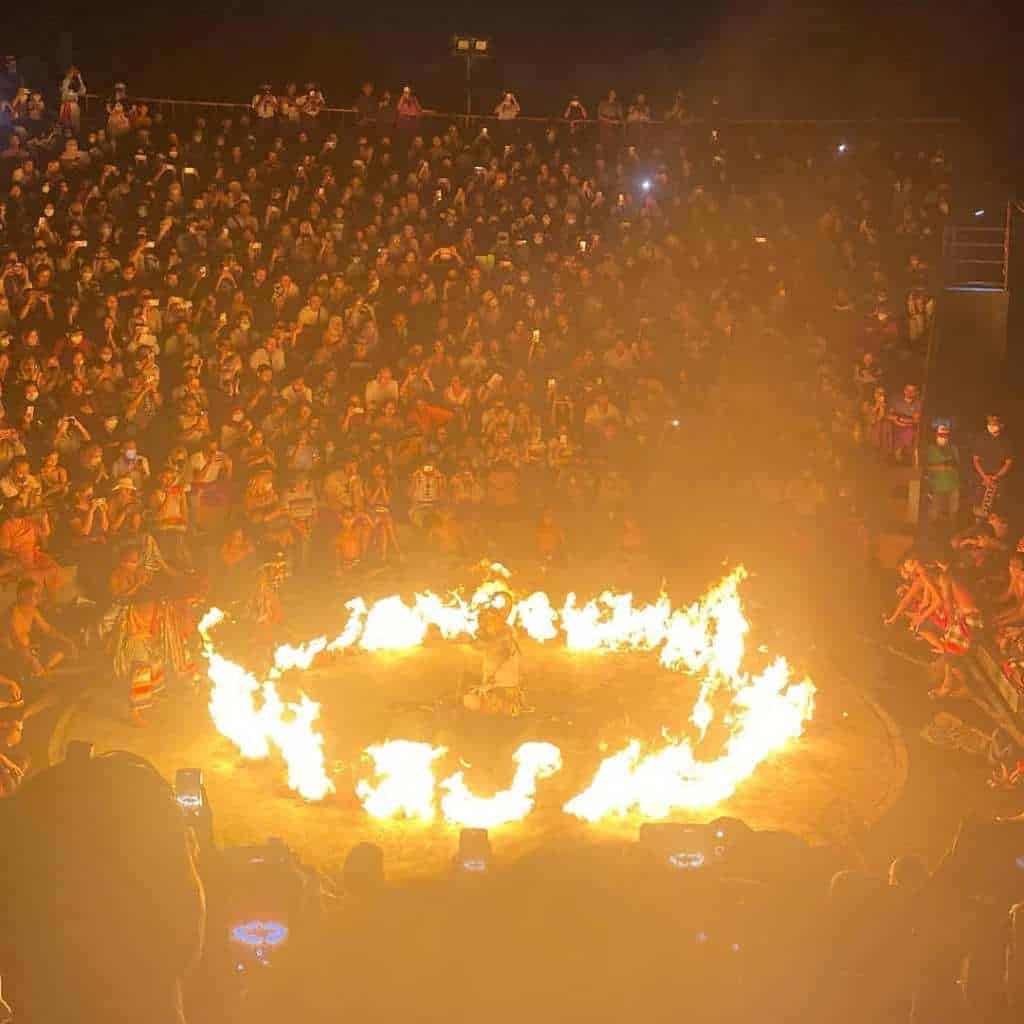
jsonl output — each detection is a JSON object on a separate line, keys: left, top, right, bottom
{"left": 0, "top": 750, "right": 205, "bottom": 1024}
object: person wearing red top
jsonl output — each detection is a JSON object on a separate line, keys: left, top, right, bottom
{"left": 407, "top": 397, "right": 453, "bottom": 435}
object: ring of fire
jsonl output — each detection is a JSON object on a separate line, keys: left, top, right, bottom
{"left": 197, "top": 565, "right": 816, "bottom": 830}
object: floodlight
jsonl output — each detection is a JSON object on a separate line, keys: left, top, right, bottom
{"left": 451, "top": 36, "right": 494, "bottom": 118}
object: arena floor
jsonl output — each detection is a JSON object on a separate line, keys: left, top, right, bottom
{"left": 54, "top": 617, "right": 909, "bottom": 878}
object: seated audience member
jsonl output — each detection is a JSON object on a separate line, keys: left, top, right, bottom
{"left": 0, "top": 498, "right": 65, "bottom": 600}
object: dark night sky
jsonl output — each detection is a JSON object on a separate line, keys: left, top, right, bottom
{"left": 7, "top": 1, "right": 1019, "bottom": 121}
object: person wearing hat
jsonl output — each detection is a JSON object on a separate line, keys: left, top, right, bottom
{"left": 924, "top": 423, "right": 959, "bottom": 524}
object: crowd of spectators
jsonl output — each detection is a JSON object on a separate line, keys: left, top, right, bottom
{"left": 0, "top": 57, "right": 981, "bottom": 732}
{"left": 1, "top": 52, "right": 1024, "bottom": 1024}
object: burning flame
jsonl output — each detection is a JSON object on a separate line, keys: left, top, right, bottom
{"left": 199, "top": 609, "right": 334, "bottom": 801}
{"left": 356, "top": 741, "right": 447, "bottom": 822}
{"left": 440, "top": 742, "right": 562, "bottom": 828}
{"left": 197, "top": 566, "right": 815, "bottom": 820}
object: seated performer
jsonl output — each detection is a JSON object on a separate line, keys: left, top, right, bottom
{"left": 463, "top": 602, "right": 524, "bottom": 715}
{"left": 884, "top": 556, "right": 970, "bottom": 699}
{"left": 536, "top": 507, "right": 566, "bottom": 565}
{"left": 335, "top": 509, "right": 372, "bottom": 573}
{"left": 3, "top": 579, "right": 76, "bottom": 677}
{"left": 429, "top": 505, "right": 467, "bottom": 560}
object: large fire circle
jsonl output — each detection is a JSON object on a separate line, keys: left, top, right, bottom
{"left": 198, "top": 565, "right": 816, "bottom": 830}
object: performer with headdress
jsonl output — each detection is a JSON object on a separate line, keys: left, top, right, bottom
{"left": 463, "top": 590, "right": 524, "bottom": 715}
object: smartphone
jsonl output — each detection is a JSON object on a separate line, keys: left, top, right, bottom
{"left": 184, "top": 166, "right": 196, "bottom": 175}
{"left": 135, "top": 153, "right": 147, "bottom": 163}
{"left": 579, "top": 239, "right": 587, "bottom": 252}
{"left": 531, "top": 329, "right": 540, "bottom": 343}
{"left": 145, "top": 241, "right": 156, "bottom": 249}
{"left": 175, "top": 768, "right": 204, "bottom": 810}
{"left": 454, "top": 828, "right": 492, "bottom": 873}
{"left": 146, "top": 298, "right": 160, "bottom": 307}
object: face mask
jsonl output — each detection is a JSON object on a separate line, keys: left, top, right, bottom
{"left": 988, "top": 425, "right": 1000, "bottom": 436}
{"left": 101, "top": 353, "right": 112, "bottom": 362}
{"left": 25, "top": 391, "right": 38, "bottom": 402}
{"left": 232, "top": 413, "right": 244, "bottom": 423}
{"left": 937, "top": 437, "right": 948, "bottom": 447}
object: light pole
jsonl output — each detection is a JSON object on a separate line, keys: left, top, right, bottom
{"left": 451, "top": 35, "right": 491, "bottom": 122}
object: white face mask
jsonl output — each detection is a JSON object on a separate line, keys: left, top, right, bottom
{"left": 988, "top": 425, "right": 1000, "bottom": 436}
{"left": 937, "top": 437, "right": 949, "bottom": 447}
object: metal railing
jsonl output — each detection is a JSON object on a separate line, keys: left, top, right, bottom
{"left": 81, "top": 92, "right": 963, "bottom": 143}
{"left": 943, "top": 202, "right": 1012, "bottom": 291}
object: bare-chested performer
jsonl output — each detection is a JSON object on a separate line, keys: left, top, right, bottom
{"left": 884, "top": 556, "right": 971, "bottom": 698}
{"left": 4, "top": 579, "right": 76, "bottom": 677}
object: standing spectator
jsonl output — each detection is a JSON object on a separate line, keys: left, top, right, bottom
{"left": 626, "top": 92, "right": 651, "bottom": 144}
{"left": 563, "top": 95, "right": 588, "bottom": 133}
{"left": 971, "top": 413, "right": 1014, "bottom": 518}
{"left": 396, "top": 85, "right": 423, "bottom": 143}
{"left": 924, "top": 424, "right": 960, "bottom": 524}
{"left": 58, "top": 66, "right": 87, "bottom": 134}
{"left": 252, "top": 83, "right": 279, "bottom": 126}
{"left": 278, "top": 81, "right": 301, "bottom": 126}
{"left": 887, "top": 383, "right": 921, "bottom": 463}
{"left": 355, "top": 82, "right": 376, "bottom": 130}
{"left": 596, "top": 88, "right": 623, "bottom": 150}
{"left": 494, "top": 91, "right": 520, "bottom": 144}
{"left": 298, "top": 82, "right": 326, "bottom": 123}
{"left": 376, "top": 88, "right": 397, "bottom": 137}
